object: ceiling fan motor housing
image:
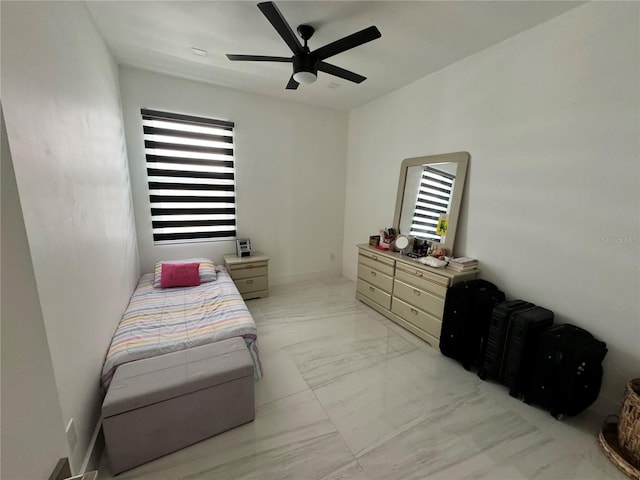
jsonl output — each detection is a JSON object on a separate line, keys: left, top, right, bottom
{"left": 293, "top": 53, "right": 318, "bottom": 76}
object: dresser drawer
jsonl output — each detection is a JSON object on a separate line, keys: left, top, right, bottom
{"left": 393, "top": 279, "right": 445, "bottom": 319}
{"left": 357, "top": 264, "right": 393, "bottom": 293}
{"left": 391, "top": 297, "right": 443, "bottom": 340}
{"left": 227, "top": 263, "right": 268, "bottom": 280}
{"left": 357, "top": 279, "right": 392, "bottom": 310}
{"left": 395, "top": 265, "right": 448, "bottom": 298}
{"left": 234, "top": 276, "right": 268, "bottom": 294}
{"left": 358, "top": 251, "right": 395, "bottom": 276}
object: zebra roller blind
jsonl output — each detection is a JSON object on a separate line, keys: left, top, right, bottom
{"left": 141, "top": 109, "right": 236, "bottom": 243}
{"left": 410, "top": 166, "right": 455, "bottom": 239}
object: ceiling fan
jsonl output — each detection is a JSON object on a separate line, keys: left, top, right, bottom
{"left": 226, "top": 1, "right": 381, "bottom": 90}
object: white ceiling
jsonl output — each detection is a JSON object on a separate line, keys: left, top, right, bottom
{"left": 86, "top": 1, "right": 583, "bottom": 111}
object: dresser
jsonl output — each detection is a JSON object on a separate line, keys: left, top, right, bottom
{"left": 223, "top": 253, "right": 270, "bottom": 300}
{"left": 355, "top": 244, "right": 479, "bottom": 348}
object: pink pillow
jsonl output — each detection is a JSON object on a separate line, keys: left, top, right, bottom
{"left": 160, "top": 262, "right": 201, "bottom": 288}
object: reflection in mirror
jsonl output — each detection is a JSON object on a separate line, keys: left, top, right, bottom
{"left": 399, "top": 162, "right": 458, "bottom": 241}
{"left": 393, "top": 152, "right": 469, "bottom": 255}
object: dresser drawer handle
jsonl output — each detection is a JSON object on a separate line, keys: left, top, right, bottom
{"left": 410, "top": 308, "right": 418, "bottom": 315}
{"left": 372, "top": 255, "right": 378, "bottom": 260}
{"left": 369, "top": 286, "right": 375, "bottom": 292}
{"left": 413, "top": 289, "right": 421, "bottom": 296}
{"left": 370, "top": 271, "right": 377, "bottom": 277}
{"left": 414, "top": 271, "right": 423, "bottom": 277}
{"left": 246, "top": 279, "right": 254, "bottom": 284}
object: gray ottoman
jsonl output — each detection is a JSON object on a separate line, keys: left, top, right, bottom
{"left": 102, "top": 337, "right": 255, "bottom": 474}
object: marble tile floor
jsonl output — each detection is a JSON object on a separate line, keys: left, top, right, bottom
{"left": 99, "top": 277, "right": 624, "bottom": 480}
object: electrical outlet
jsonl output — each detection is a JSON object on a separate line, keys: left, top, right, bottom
{"left": 65, "top": 418, "right": 77, "bottom": 451}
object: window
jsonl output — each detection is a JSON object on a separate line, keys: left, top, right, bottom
{"left": 141, "top": 109, "right": 236, "bottom": 243}
{"left": 410, "top": 166, "right": 455, "bottom": 239}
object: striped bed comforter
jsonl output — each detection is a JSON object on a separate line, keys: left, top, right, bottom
{"left": 101, "top": 266, "right": 262, "bottom": 389}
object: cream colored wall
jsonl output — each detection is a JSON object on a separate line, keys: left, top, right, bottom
{"left": 1, "top": 106, "right": 69, "bottom": 480}
{"left": 1, "top": 2, "right": 139, "bottom": 473}
{"left": 119, "top": 66, "right": 348, "bottom": 284}
{"left": 343, "top": 2, "right": 639, "bottom": 404}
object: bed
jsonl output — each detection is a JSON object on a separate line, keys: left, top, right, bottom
{"left": 101, "top": 263, "right": 262, "bottom": 389}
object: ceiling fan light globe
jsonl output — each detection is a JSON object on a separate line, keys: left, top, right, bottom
{"left": 293, "top": 71, "right": 317, "bottom": 84}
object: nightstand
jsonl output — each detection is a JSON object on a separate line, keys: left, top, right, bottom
{"left": 223, "top": 253, "right": 270, "bottom": 300}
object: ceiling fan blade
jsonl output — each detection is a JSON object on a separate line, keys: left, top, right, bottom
{"left": 313, "top": 26, "right": 381, "bottom": 61}
{"left": 226, "top": 54, "right": 292, "bottom": 62}
{"left": 257, "top": 2, "right": 304, "bottom": 55}
{"left": 318, "top": 62, "right": 366, "bottom": 83}
{"left": 286, "top": 76, "right": 299, "bottom": 90}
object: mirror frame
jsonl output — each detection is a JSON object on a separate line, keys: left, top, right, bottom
{"left": 393, "top": 151, "right": 469, "bottom": 255}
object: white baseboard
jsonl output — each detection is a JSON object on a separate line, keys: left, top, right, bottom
{"left": 270, "top": 268, "right": 343, "bottom": 286}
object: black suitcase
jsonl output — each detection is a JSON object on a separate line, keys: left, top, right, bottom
{"left": 478, "top": 300, "right": 535, "bottom": 381}
{"left": 526, "top": 324, "right": 607, "bottom": 419}
{"left": 502, "top": 306, "right": 554, "bottom": 398}
{"left": 440, "top": 279, "right": 505, "bottom": 370}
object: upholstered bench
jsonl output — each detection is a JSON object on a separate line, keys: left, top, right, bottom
{"left": 102, "top": 337, "right": 255, "bottom": 474}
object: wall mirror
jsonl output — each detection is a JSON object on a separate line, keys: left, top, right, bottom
{"left": 393, "top": 152, "right": 469, "bottom": 255}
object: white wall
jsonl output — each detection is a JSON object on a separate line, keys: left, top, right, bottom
{"left": 1, "top": 107, "right": 69, "bottom": 480}
{"left": 343, "top": 2, "right": 639, "bottom": 404}
{"left": 1, "top": 2, "right": 139, "bottom": 473}
{"left": 119, "top": 67, "right": 348, "bottom": 283}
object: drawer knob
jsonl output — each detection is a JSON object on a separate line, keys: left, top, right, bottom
{"left": 413, "top": 289, "right": 421, "bottom": 296}
{"left": 411, "top": 308, "right": 418, "bottom": 315}
{"left": 247, "top": 279, "right": 253, "bottom": 284}
{"left": 369, "top": 286, "right": 375, "bottom": 292}
{"left": 370, "top": 271, "right": 377, "bottom": 277}
{"left": 372, "top": 255, "right": 378, "bottom": 260}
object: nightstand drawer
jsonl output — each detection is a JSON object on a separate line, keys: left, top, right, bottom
{"left": 234, "top": 276, "right": 268, "bottom": 294}
{"left": 227, "top": 264, "right": 268, "bottom": 280}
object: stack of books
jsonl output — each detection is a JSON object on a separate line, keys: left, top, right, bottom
{"left": 448, "top": 257, "right": 479, "bottom": 272}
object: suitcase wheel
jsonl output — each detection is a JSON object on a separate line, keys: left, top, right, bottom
{"left": 516, "top": 394, "right": 531, "bottom": 404}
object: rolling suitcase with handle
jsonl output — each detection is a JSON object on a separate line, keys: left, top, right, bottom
{"left": 478, "top": 300, "right": 535, "bottom": 381}
{"left": 502, "top": 306, "right": 554, "bottom": 398}
{"left": 440, "top": 279, "right": 505, "bottom": 370}
{"left": 526, "top": 324, "right": 607, "bottom": 419}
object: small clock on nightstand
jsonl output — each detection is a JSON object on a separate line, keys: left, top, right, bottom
{"left": 223, "top": 252, "right": 270, "bottom": 300}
